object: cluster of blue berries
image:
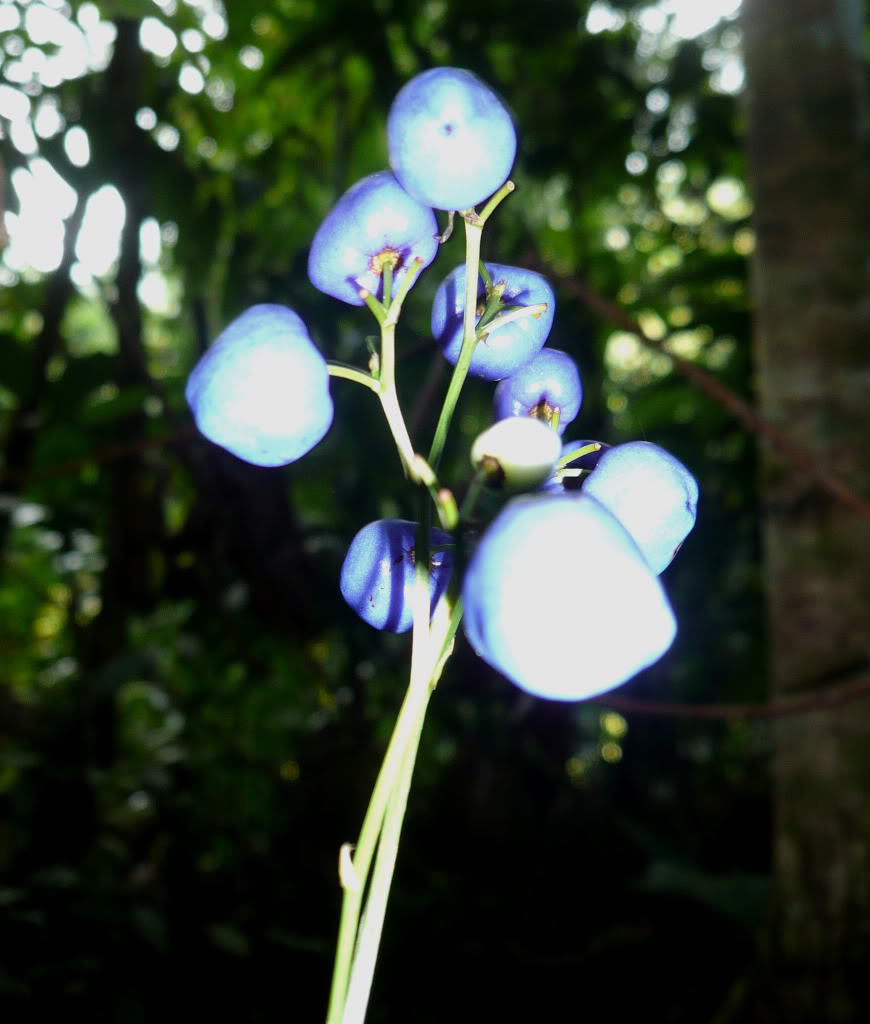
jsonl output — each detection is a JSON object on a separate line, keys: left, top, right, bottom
{"left": 185, "top": 66, "right": 698, "bottom": 703}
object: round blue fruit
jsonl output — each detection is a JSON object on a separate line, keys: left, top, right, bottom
{"left": 185, "top": 304, "right": 333, "bottom": 467}
{"left": 308, "top": 171, "right": 439, "bottom": 306}
{"left": 340, "top": 519, "right": 454, "bottom": 634}
{"left": 432, "top": 262, "right": 555, "bottom": 381}
{"left": 493, "top": 348, "right": 582, "bottom": 435}
{"left": 462, "top": 493, "right": 677, "bottom": 701}
{"left": 581, "top": 441, "right": 698, "bottom": 574}
{"left": 387, "top": 67, "right": 516, "bottom": 211}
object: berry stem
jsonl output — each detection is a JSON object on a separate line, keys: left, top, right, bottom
{"left": 427, "top": 215, "right": 484, "bottom": 470}
{"left": 373, "top": 256, "right": 429, "bottom": 479}
{"left": 459, "top": 466, "right": 490, "bottom": 522}
{"left": 409, "top": 454, "right": 459, "bottom": 530}
{"left": 478, "top": 179, "right": 515, "bottom": 224}
{"left": 477, "top": 302, "right": 548, "bottom": 338}
{"left": 327, "top": 361, "right": 381, "bottom": 393}
{"left": 359, "top": 289, "right": 386, "bottom": 326}
{"left": 556, "top": 442, "right": 601, "bottom": 470}
{"left": 338, "top": 495, "right": 436, "bottom": 1024}
{"left": 382, "top": 262, "right": 393, "bottom": 308}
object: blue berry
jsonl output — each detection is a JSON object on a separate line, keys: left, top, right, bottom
{"left": 308, "top": 171, "right": 438, "bottom": 306}
{"left": 185, "top": 304, "right": 333, "bottom": 468}
{"left": 581, "top": 441, "right": 698, "bottom": 574}
{"left": 340, "top": 519, "right": 453, "bottom": 634}
{"left": 387, "top": 67, "right": 516, "bottom": 211}
{"left": 493, "top": 349, "right": 582, "bottom": 434}
{"left": 461, "top": 493, "right": 677, "bottom": 700}
{"left": 432, "top": 262, "right": 555, "bottom": 381}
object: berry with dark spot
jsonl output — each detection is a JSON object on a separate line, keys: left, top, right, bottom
{"left": 387, "top": 67, "right": 516, "bottom": 211}
{"left": 340, "top": 519, "right": 453, "bottom": 633}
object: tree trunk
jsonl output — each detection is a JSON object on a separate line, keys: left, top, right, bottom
{"left": 740, "top": 1, "right": 870, "bottom": 1019}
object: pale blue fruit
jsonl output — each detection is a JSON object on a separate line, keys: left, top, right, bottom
{"left": 185, "top": 304, "right": 333, "bottom": 467}
{"left": 388, "top": 67, "right": 516, "bottom": 211}
{"left": 308, "top": 171, "right": 438, "bottom": 306}
{"left": 582, "top": 441, "right": 698, "bottom": 573}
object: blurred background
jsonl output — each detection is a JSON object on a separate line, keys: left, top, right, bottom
{"left": 1, "top": 0, "right": 868, "bottom": 1021}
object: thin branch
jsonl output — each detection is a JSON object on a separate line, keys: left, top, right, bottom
{"left": 6, "top": 425, "right": 197, "bottom": 483}
{"left": 594, "top": 675, "right": 870, "bottom": 720}
{"left": 550, "top": 270, "right": 870, "bottom": 519}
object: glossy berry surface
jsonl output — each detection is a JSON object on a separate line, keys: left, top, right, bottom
{"left": 582, "top": 441, "right": 698, "bottom": 574}
{"left": 340, "top": 519, "right": 453, "bottom": 634}
{"left": 432, "top": 262, "right": 555, "bottom": 381}
{"left": 308, "top": 171, "right": 438, "bottom": 306}
{"left": 185, "top": 304, "right": 333, "bottom": 468}
{"left": 493, "top": 349, "right": 582, "bottom": 435}
{"left": 387, "top": 67, "right": 516, "bottom": 211}
{"left": 462, "top": 493, "right": 677, "bottom": 701}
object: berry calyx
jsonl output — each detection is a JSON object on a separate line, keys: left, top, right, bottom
{"left": 308, "top": 171, "right": 438, "bottom": 306}
{"left": 185, "top": 304, "right": 333, "bottom": 468}
{"left": 387, "top": 67, "right": 516, "bottom": 211}
{"left": 461, "top": 493, "right": 677, "bottom": 700}
{"left": 493, "top": 349, "right": 582, "bottom": 435}
{"left": 340, "top": 519, "right": 453, "bottom": 634}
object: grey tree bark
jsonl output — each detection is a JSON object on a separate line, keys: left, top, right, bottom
{"left": 739, "top": 0, "right": 870, "bottom": 1019}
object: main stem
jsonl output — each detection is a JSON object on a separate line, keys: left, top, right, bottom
{"left": 427, "top": 216, "right": 483, "bottom": 471}
{"left": 378, "top": 320, "right": 416, "bottom": 476}
{"left": 339, "top": 496, "right": 433, "bottom": 1024}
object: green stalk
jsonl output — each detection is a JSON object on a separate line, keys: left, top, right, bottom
{"left": 477, "top": 302, "right": 548, "bottom": 338}
{"left": 459, "top": 466, "right": 490, "bottom": 523}
{"left": 339, "top": 496, "right": 435, "bottom": 1024}
{"left": 556, "top": 442, "right": 601, "bottom": 470}
{"left": 378, "top": 342, "right": 415, "bottom": 476}
{"left": 324, "top": 620, "right": 437, "bottom": 1024}
{"left": 377, "top": 257, "right": 429, "bottom": 479}
{"left": 359, "top": 290, "right": 386, "bottom": 326}
{"left": 427, "top": 216, "right": 483, "bottom": 471}
{"left": 478, "top": 179, "right": 515, "bottom": 223}
{"left": 341, "top": 683, "right": 432, "bottom": 1024}
{"left": 327, "top": 362, "right": 381, "bottom": 393}
{"left": 382, "top": 262, "right": 393, "bottom": 308}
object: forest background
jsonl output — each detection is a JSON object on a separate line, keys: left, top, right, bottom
{"left": 2, "top": 0, "right": 869, "bottom": 1021}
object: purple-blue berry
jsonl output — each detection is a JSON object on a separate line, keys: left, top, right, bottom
{"left": 462, "top": 493, "right": 677, "bottom": 700}
{"left": 387, "top": 67, "right": 516, "bottom": 211}
{"left": 432, "top": 262, "right": 555, "bottom": 381}
{"left": 582, "top": 441, "right": 698, "bottom": 573}
{"left": 340, "top": 519, "right": 453, "bottom": 634}
{"left": 493, "top": 349, "right": 582, "bottom": 435}
{"left": 185, "top": 304, "right": 333, "bottom": 468}
{"left": 308, "top": 171, "right": 438, "bottom": 306}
